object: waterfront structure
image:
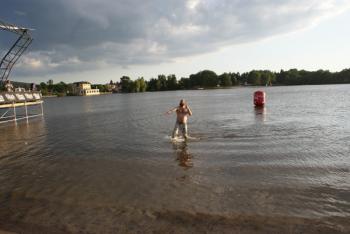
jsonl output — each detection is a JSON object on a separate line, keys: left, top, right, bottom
{"left": 15, "top": 87, "right": 26, "bottom": 92}
{"left": 0, "top": 91, "right": 43, "bottom": 124}
{"left": 0, "top": 19, "right": 43, "bottom": 124}
{"left": 72, "top": 82, "right": 100, "bottom": 96}
{"left": 0, "top": 20, "right": 33, "bottom": 82}
{"left": 4, "top": 80, "right": 14, "bottom": 91}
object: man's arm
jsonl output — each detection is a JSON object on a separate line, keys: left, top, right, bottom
{"left": 187, "top": 105, "right": 193, "bottom": 116}
{"left": 165, "top": 107, "right": 177, "bottom": 115}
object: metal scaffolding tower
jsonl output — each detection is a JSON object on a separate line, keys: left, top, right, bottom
{"left": 0, "top": 19, "right": 43, "bottom": 124}
{"left": 0, "top": 20, "right": 33, "bottom": 82}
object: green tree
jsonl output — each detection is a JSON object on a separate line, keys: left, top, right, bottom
{"left": 135, "top": 79, "right": 141, "bottom": 92}
{"left": 158, "top": 75, "right": 167, "bottom": 91}
{"left": 219, "top": 73, "right": 232, "bottom": 87}
{"left": 147, "top": 78, "right": 158, "bottom": 91}
{"left": 336, "top": 69, "right": 350, "bottom": 83}
{"left": 178, "top": 77, "right": 191, "bottom": 89}
{"left": 138, "top": 77, "right": 147, "bottom": 92}
{"left": 39, "top": 82, "right": 48, "bottom": 95}
{"left": 166, "top": 74, "right": 178, "bottom": 90}
{"left": 128, "top": 81, "right": 136, "bottom": 93}
{"left": 285, "top": 69, "right": 301, "bottom": 85}
{"left": 230, "top": 72, "right": 240, "bottom": 86}
{"left": 190, "top": 70, "right": 218, "bottom": 88}
{"left": 238, "top": 72, "right": 249, "bottom": 85}
{"left": 247, "top": 71, "right": 261, "bottom": 85}
{"left": 120, "top": 76, "right": 131, "bottom": 92}
{"left": 260, "top": 70, "right": 276, "bottom": 85}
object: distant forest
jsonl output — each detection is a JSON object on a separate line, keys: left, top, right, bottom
{"left": 1, "top": 68, "right": 350, "bottom": 95}
{"left": 117, "top": 68, "right": 350, "bottom": 93}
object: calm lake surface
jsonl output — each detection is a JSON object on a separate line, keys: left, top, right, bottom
{"left": 0, "top": 85, "right": 349, "bottom": 233}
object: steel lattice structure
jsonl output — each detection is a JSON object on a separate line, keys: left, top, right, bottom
{"left": 0, "top": 20, "right": 33, "bottom": 82}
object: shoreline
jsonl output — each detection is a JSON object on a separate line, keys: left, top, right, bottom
{"left": 0, "top": 207, "right": 348, "bottom": 234}
{"left": 40, "top": 83, "right": 350, "bottom": 98}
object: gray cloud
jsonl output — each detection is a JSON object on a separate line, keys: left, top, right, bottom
{"left": 1, "top": 0, "right": 349, "bottom": 76}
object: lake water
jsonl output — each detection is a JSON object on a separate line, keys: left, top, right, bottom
{"left": 0, "top": 85, "right": 349, "bottom": 233}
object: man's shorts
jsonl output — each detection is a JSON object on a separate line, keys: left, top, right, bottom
{"left": 172, "top": 121, "right": 188, "bottom": 138}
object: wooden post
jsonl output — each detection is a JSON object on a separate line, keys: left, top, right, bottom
{"left": 13, "top": 102, "right": 17, "bottom": 124}
{"left": 40, "top": 101, "right": 44, "bottom": 117}
{"left": 25, "top": 101, "right": 29, "bottom": 123}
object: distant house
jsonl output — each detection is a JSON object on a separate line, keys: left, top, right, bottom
{"left": 106, "top": 81, "right": 121, "bottom": 93}
{"left": 106, "top": 83, "right": 116, "bottom": 92}
{"left": 112, "top": 82, "right": 122, "bottom": 93}
{"left": 72, "top": 82, "right": 100, "bottom": 96}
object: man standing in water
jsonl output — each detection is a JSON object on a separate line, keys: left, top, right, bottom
{"left": 166, "top": 99, "right": 193, "bottom": 139}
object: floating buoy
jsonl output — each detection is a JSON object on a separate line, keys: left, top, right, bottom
{"left": 254, "top": 91, "right": 266, "bottom": 107}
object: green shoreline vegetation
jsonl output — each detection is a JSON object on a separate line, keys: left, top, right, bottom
{"left": 1, "top": 68, "right": 350, "bottom": 96}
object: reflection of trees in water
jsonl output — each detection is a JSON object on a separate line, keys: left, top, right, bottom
{"left": 172, "top": 142, "right": 193, "bottom": 169}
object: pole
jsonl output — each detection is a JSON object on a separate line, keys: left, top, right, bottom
{"left": 25, "top": 101, "right": 28, "bottom": 123}
{"left": 12, "top": 101, "right": 16, "bottom": 124}
{"left": 40, "top": 101, "right": 44, "bottom": 117}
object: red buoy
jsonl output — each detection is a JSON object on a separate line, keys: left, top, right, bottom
{"left": 254, "top": 91, "right": 266, "bottom": 107}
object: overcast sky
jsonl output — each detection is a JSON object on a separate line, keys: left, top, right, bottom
{"left": 1, "top": 0, "right": 350, "bottom": 84}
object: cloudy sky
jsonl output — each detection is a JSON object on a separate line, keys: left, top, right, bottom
{"left": 1, "top": 0, "right": 350, "bottom": 83}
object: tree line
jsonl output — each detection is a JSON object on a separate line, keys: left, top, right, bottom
{"left": 1, "top": 68, "right": 350, "bottom": 95}
{"left": 120, "top": 68, "right": 350, "bottom": 92}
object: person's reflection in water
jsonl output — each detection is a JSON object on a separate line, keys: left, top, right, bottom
{"left": 254, "top": 106, "right": 267, "bottom": 122}
{"left": 172, "top": 142, "right": 193, "bottom": 169}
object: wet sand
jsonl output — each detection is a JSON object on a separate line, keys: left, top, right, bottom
{"left": 0, "top": 194, "right": 349, "bottom": 234}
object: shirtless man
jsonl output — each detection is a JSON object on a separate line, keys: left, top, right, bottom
{"left": 166, "top": 99, "right": 193, "bottom": 139}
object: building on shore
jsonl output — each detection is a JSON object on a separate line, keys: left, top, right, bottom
{"left": 72, "top": 82, "right": 100, "bottom": 96}
{"left": 106, "top": 80, "right": 122, "bottom": 93}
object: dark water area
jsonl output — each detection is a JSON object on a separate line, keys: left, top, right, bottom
{"left": 0, "top": 85, "right": 349, "bottom": 233}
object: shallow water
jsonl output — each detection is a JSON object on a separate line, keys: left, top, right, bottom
{"left": 0, "top": 85, "right": 349, "bottom": 233}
